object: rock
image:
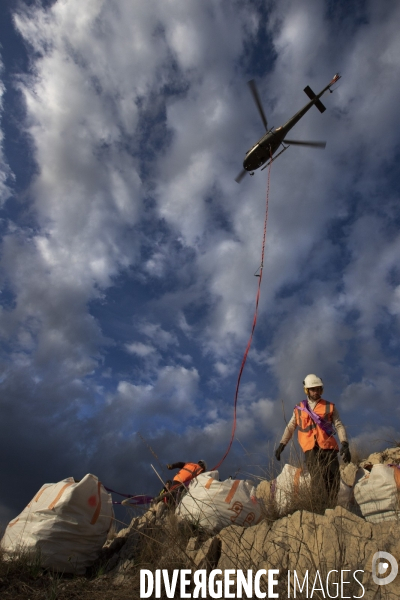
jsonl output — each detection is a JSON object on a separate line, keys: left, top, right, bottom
{"left": 102, "top": 507, "right": 168, "bottom": 578}
{"left": 340, "top": 462, "right": 360, "bottom": 487}
{"left": 360, "top": 447, "right": 400, "bottom": 469}
{"left": 215, "top": 506, "right": 400, "bottom": 597}
{"left": 185, "top": 536, "right": 221, "bottom": 571}
{"left": 185, "top": 537, "right": 201, "bottom": 560}
{"left": 255, "top": 479, "right": 272, "bottom": 504}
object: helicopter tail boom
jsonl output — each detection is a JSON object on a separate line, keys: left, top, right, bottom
{"left": 303, "top": 85, "right": 326, "bottom": 113}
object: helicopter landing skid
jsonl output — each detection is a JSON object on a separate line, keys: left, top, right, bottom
{"left": 260, "top": 144, "right": 289, "bottom": 171}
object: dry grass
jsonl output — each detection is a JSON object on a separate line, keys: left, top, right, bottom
{"left": 0, "top": 545, "right": 127, "bottom": 600}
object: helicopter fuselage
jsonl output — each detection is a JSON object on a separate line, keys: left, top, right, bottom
{"left": 243, "top": 74, "right": 340, "bottom": 173}
{"left": 244, "top": 128, "right": 287, "bottom": 171}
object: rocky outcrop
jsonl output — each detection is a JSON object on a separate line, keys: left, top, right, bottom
{"left": 255, "top": 479, "right": 271, "bottom": 505}
{"left": 340, "top": 461, "right": 360, "bottom": 486}
{"left": 100, "top": 504, "right": 400, "bottom": 598}
{"left": 101, "top": 503, "right": 199, "bottom": 585}
{"left": 361, "top": 446, "right": 400, "bottom": 469}
{"left": 100, "top": 504, "right": 167, "bottom": 583}
{"left": 185, "top": 536, "right": 221, "bottom": 571}
{"left": 214, "top": 505, "right": 399, "bottom": 598}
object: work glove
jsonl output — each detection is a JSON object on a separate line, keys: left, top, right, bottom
{"left": 339, "top": 441, "right": 351, "bottom": 464}
{"left": 167, "top": 464, "right": 173, "bottom": 470}
{"left": 275, "top": 443, "right": 286, "bottom": 461}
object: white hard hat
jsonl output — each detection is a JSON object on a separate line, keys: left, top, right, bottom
{"left": 303, "top": 374, "right": 323, "bottom": 389}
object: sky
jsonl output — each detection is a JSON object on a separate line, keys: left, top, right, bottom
{"left": 1, "top": 0, "right": 400, "bottom": 526}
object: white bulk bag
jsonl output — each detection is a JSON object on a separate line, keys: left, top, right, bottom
{"left": 1, "top": 474, "right": 114, "bottom": 574}
{"left": 175, "top": 471, "right": 263, "bottom": 532}
{"left": 271, "top": 464, "right": 357, "bottom": 512}
{"left": 272, "top": 464, "right": 311, "bottom": 513}
{"left": 337, "top": 478, "right": 353, "bottom": 508}
{"left": 354, "top": 464, "right": 400, "bottom": 523}
{"left": 337, "top": 466, "right": 367, "bottom": 510}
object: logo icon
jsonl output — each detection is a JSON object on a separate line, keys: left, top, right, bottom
{"left": 372, "top": 551, "right": 398, "bottom": 585}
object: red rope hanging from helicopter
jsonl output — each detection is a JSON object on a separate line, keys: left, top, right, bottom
{"left": 212, "top": 153, "right": 273, "bottom": 471}
{"left": 214, "top": 73, "right": 342, "bottom": 469}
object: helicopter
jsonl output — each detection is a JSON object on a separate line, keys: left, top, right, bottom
{"left": 235, "top": 73, "right": 341, "bottom": 183}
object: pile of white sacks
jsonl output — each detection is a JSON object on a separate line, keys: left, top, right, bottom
{"left": 175, "top": 448, "right": 400, "bottom": 532}
{"left": 254, "top": 447, "right": 400, "bottom": 523}
{"left": 174, "top": 453, "right": 400, "bottom": 532}
{"left": 255, "top": 463, "right": 361, "bottom": 514}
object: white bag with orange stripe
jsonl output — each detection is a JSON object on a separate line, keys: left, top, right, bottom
{"left": 271, "top": 464, "right": 359, "bottom": 513}
{"left": 175, "top": 471, "right": 263, "bottom": 532}
{"left": 271, "top": 464, "right": 311, "bottom": 514}
{"left": 354, "top": 464, "right": 400, "bottom": 523}
{"left": 1, "top": 474, "right": 114, "bottom": 574}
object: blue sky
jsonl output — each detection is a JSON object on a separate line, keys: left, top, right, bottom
{"left": 1, "top": 0, "right": 400, "bottom": 525}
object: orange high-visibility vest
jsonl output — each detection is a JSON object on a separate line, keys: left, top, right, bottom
{"left": 295, "top": 399, "right": 339, "bottom": 452}
{"left": 173, "top": 463, "right": 203, "bottom": 486}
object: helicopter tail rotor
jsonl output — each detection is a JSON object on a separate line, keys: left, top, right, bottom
{"left": 303, "top": 85, "right": 326, "bottom": 113}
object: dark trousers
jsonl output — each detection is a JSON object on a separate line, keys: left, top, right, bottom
{"left": 304, "top": 447, "right": 340, "bottom": 503}
{"left": 154, "top": 481, "right": 185, "bottom": 507}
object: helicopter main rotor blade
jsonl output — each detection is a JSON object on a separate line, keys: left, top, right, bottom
{"left": 235, "top": 168, "right": 248, "bottom": 184}
{"left": 284, "top": 139, "right": 327, "bottom": 148}
{"left": 248, "top": 79, "right": 268, "bottom": 131}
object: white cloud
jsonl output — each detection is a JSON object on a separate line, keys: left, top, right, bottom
{"left": 116, "top": 365, "right": 199, "bottom": 417}
{"left": 138, "top": 321, "right": 178, "bottom": 350}
{"left": 214, "top": 361, "right": 233, "bottom": 378}
{"left": 144, "top": 252, "right": 167, "bottom": 278}
{"left": 0, "top": 63, "right": 14, "bottom": 205}
{"left": 342, "top": 215, "right": 400, "bottom": 336}
{"left": 125, "top": 342, "right": 155, "bottom": 357}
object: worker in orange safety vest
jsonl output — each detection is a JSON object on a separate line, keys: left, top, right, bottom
{"left": 274, "top": 374, "right": 351, "bottom": 501}
{"left": 167, "top": 460, "right": 207, "bottom": 486}
{"left": 153, "top": 460, "right": 207, "bottom": 506}
{"left": 152, "top": 461, "right": 207, "bottom": 507}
